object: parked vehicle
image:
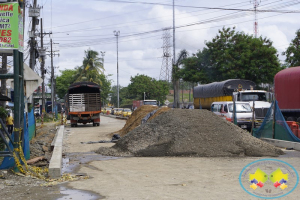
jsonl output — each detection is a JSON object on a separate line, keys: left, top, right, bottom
{"left": 211, "top": 101, "right": 254, "bottom": 131}
{"left": 104, "top": 107, "right": 112, "bottom": 115}
{"left": 114, "top": 108, "right": 123, "bottom": 116}
{"left": 65, "top": 82, "right": 101, "bottom": 127}
{"left": 193, "top": 79, "right": 271, "bottom": 124}
{"left": 133, "top": 100, "right": 158, "bottom": 110}
{"left": 275, "top": 66, "right": 300, "bottom": 122}
{"left": 122, "top": 108, "right": 132, "bottom": 117}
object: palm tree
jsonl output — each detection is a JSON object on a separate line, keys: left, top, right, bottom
{"left": 75, "top": 49, "right": 104, "bottom": 84}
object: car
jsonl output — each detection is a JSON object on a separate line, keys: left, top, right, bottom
{"left": 105, "top": 107, "right": 112, "bottom": 114}
{"left": 122, "top": 108, "right": 132, "bottom": 117}
{"left": 114, "top": 108, "right": 123, "bottom": 116}
{"left": 211, "top": 101, "right": 254, "bottom": 131}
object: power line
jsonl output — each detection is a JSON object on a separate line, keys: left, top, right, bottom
{"left": 96, "top": 0, "right": 300, "bottom": 13}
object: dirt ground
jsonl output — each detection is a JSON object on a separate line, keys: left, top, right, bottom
{"left": 0, "top": 122, "right": 64, "bottom": 200}
{"left": 64, "top": 115, "right": 300, "bottom": 200}
{"left": 1, "top": 114, "right": 300, "bottom": 199}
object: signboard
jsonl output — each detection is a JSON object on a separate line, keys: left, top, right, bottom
{"left": 0, "top": 2, "right": 24, "bottom": 53}
{"left": 28, "top": 7, "right": 40, "bottom": 17}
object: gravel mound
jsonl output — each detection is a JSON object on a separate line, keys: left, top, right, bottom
{"left": 97, "top": 109, "right": 284, "bottom": 157}
{"left": 113, "top": 105, "right": 159, "bottom": 137}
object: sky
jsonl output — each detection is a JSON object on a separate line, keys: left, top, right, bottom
{"left": 23, "top": 0, "right": 300, "bottom": 87}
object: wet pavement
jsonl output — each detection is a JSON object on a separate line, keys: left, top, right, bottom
{"left": 57, "top": 152, "right": 122, "bottom": 200}
{"left": 57, "top": 186, "right": 100, "bottom": 200}
{"left": 62, "top": 152, "right": 121, "bottom": 174}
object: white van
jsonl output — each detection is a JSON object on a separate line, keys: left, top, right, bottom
{"left": 211, "top": 101, "right": 254, "bottom": 131}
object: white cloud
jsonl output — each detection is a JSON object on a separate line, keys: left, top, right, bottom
{"left": 26, "top": 0, "right": 300, "bottom": 89}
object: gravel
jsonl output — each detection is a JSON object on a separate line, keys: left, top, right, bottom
{"left": 96, "top": 108, "right": 284, "bottom": 157}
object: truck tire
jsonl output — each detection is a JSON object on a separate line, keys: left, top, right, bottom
{"left": 97, "top": 123, "right": 100, "bottom": 126}
{"left": 93, "top": 122, "right": 96, "bottom": 127}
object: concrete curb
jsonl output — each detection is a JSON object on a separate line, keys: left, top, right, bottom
{"left": 261, "top": 138, "right": 300, "bottom": 151}
{"left": 49, "top": 125, "right": 64, "bottom": 179}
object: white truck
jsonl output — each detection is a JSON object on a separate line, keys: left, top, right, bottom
{"left": 194, "top": 79, "right": 272, "bottom": 126}
{"left": 233, "top": 90, "right": 271, "bottom": 125}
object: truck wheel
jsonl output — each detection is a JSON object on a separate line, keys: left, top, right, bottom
{"left": 93, "top": 123, "right": 96, "bottom": 126}
{"left": 97, "top": 123, "right": 100, "bottom": 126}
{"left": 75, "top": 124, "right": 78, "bottom": 127}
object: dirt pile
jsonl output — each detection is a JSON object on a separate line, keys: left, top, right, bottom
{"left": 97, "top": 109, "right": 284, "bottom": 157}
{"left": 114, "top": 105, "right": 169, "bottom": 137}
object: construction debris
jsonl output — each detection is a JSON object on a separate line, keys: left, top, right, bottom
{"left": 97, "top": 109, "right": 284, "bottom": 157}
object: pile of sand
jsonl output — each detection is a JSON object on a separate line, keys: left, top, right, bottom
{"left": 113, "top": 105, "right": 170, "bottom": 137}
{"left": 98, "top": 109, "right": 283, "bottom": 157}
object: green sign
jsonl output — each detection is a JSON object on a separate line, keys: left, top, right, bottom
{"left": 0, "top": 2, "right": 24, "bottom": 53}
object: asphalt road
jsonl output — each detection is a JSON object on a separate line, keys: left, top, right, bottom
{"left": 62, "top": 115, "right": 300, "bottom": 200}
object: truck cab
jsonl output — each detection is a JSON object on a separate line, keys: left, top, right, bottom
{"left": 233, "top": 90, "right": 272, "bottom": 125}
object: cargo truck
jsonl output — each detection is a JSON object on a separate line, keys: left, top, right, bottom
{"left": 193, "top": 79, "right": 272, "bottom": 124}
{"left": 274, "top": 66, "right": 300, "bottom": 122}
{"left": 65, "top": 82, "right": 101, "bottom": 127}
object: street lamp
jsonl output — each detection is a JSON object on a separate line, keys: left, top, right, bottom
{"left": 114, "top": 30, "right": 120, "bottom": 108}
{"left": 100, "top": 51, "right": 105, "bottom": 68}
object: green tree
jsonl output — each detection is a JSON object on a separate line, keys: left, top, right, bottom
{"left": 56, "top": 69, "right": 112, "bottom": 104}
{"left": 75, "top": 49, "right": 104, "bottom": 84}
{"left": 127, "top": 74, "right": 169, "bottom": 104}
{"left": 283, "top": 29, "right": 300, "bottom": 67}
{"left": 56, "top": 69, "right": 77, "bottom": 99}
{"left": 205, "top": 27, "right": 282, "bottom": 84}
{"left": 99, "top": 74, "right": 112, "bottom": 106}
{"left": 179, "top": 49, "right": 211, "bottom": 84}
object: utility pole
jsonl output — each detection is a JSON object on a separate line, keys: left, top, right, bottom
{"left": 40, "top": 18, "right": 45, "bottom": 118}
{"left": 114, "top": 30, "right": 120, "bottom": 108}
{"left": 38, "top": 18, "right": 52, "bottom": 123}
{"left": 28, "top": 0, "right": 40, "bottom": 70}
{"left": 100, "top": 51, "right": 105, "bottom": 68}
{"left": 49, "top": 39, "right": 59, "bottom": 116}
{"left": 172, "top": 0, "right": 179, "bottom": 108}
{"left": 50, "top": 39, "right": 54, "bottom": 114}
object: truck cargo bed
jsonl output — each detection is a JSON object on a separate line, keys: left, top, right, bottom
{"left": 69, "top": 93, "right": 101, "bottom": 112}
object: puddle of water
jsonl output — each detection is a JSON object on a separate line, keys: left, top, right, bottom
{"left": 58, "top": 152, "right": 120, "bottom": 200}
{"left": 57, "top": 187, "right": 101, "bottom": 200}
{"left": 62, "top": 152, "right": 120, "bottom": 174}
